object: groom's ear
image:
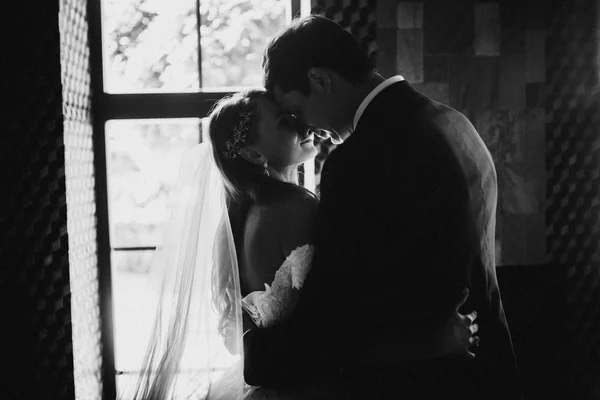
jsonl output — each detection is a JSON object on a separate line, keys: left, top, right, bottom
{"left": 239, "top": 146, "right": 267, "bottom": 165}
{"left": 307, "top": 68, "right": 331, "bottom": 94}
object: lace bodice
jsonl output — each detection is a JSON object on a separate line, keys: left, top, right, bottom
{"left": 241, "top": 244, "right": 315, "bottom": 328}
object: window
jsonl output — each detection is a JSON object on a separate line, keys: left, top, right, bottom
{"left": 90, "top": 0, "right": 311, "bottom": 397}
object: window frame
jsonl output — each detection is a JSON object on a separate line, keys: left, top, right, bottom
{"left": 87, "top": 1, "right": 302, "bottom": 398}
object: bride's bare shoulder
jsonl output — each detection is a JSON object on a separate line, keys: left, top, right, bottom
{"left": 249, "top": 190, "right": 318, "bottom": 250}
{"left": 271, "top": 190, "right": 318, "bottom": 225}
{"left": 276, "top": 189, "right": 318, "bottom": 217}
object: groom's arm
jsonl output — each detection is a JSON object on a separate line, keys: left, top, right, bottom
{"left": 243, "top": 314, "right": 310, "bottom": 385}
{"left": 242, "top": 193, "right": 338, "bottom": 385}
{"left": 243, "top": 295, "right": 337, "bottom": 385}
{"left": 243, "top": 259, "right": 339, "bottom": 386}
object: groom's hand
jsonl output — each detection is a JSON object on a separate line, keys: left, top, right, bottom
{"left": 439, "top": 288, "right": 480, "bottom": 359}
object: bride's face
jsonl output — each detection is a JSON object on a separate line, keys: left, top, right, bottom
{"left": 253, "top": 96, "right": 318, "bottom": 168}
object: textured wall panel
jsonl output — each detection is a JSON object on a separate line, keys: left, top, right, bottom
{"left": 59, "top": 0, "right": 103, "bottom": 399}
{"left": 1, "top": 1, "right": 75, "bottom": 398}
{"left": 546, "top": 0, "right": 600, "bottom": 398}
{"left": 312, "top": 0, "right": 376, "bottom": 61}
{"left": 372, "top": 0, "right": 548, "bottom": 266}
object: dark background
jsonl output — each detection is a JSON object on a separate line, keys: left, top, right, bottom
{"left": 1, "top": 0, "right": 597, "bottom": 399}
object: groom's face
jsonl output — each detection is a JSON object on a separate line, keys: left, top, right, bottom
{"left": 272, "top": 85, "right": 344, "bottom": 144}
{"left": 272, "top": 85, "right": 313, "bottom": 124}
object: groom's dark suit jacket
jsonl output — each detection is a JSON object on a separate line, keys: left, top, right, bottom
{"left": 244, "top": 80, "right": 521, "bottom": 399}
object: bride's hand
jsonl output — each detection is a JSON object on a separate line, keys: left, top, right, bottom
{"left": 438, "top": 288, "right": 480, "bottom": 359}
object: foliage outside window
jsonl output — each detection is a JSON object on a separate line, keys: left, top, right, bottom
{"left": 104, "top": 0, "right": 288, "bottom": 92}
{"left": 100, "top": 0, "right": 302, "bottom": 394}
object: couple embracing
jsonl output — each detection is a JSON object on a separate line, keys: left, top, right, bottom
{"left": 131, "top": 15, "right": 521, "bottom": 400}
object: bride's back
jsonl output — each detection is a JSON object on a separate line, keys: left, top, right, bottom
{"left": 238, "top": 188, "right": 318, "bottom": 298}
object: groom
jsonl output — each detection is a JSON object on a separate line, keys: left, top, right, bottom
{"left": 244, "top": 15, "right": 521, "bottom": 399}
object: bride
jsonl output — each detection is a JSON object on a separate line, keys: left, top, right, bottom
{"left": 125, "top": 89, "right": 479, "bottom": 399}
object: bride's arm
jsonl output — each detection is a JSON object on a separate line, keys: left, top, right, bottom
{"left": 241, "top": 243, "right": 314, "bottom": 328}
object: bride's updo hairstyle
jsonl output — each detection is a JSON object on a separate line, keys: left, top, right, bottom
{"left": 208, "top": 89, "right": 265, "bottom": 203}
{"left": 208, "top": 89, "right": 313, "bottom": 207}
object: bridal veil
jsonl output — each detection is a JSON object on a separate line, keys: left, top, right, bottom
{"left": 125, "top": 143, "right": 246, "bottom": 400}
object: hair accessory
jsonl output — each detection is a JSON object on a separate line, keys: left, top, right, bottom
{"left": 223, "top": 112, "right": 253, "bottom": 160}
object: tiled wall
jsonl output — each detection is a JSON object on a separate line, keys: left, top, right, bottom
{"left": 546, "top": 0, "right": 600, "bottom": 397}
{"left": 376, "top": 0, "right": 549, "bottom": 266}
{"left": 59, "top": 0, "right": 104, "bottom": 398}
{"left": 1, "top": 1, "right": 76, "bottom": 398}
{"left": 2, "top": 0, "right": 104, "bottom": 399}
{"left": 1, "top": 1, "right": 596, "bottom": 399}
{"left": 374, "top": 0, "right": 600, "bottom": 396}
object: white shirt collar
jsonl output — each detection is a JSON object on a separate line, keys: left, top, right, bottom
{"left": 352, "top": 75, "right": 405, "bottom": 130}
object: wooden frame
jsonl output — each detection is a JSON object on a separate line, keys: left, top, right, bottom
{"left": 87, "top": 1, "right": 303, "bottom": 398}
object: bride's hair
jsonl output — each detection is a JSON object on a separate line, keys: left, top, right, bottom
{"left": 207, "top": 89, "right": 314, "bottom": 338}
{"left": 208, "top": 89, "right": 265, "bottom": 202}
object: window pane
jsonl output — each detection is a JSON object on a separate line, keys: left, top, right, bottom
{"left": 106, "top": 119, "right": 202, "bottom": 248}
{"left": 111, "top": 250, "right": 155, "bottom": 380}
{"left": 112, "top": 247, "right": 238, "bottom": 397}
{"left": 200, "top": 0, "right": 289, "bottom": 90}
{"left": 102, "top": 0, "right": 199, "bottom": 93}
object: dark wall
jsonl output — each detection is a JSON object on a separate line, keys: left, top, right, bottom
{"left": 1, "top": 0, "right": 103, "bottom": 399}
{"left": 1, "top": 0, "right": 75, "bottom": 398}
{"left": 497, "top": 263, "right": 566, "bottom": 399}
{"left": 376, "top": 0, "right": 549, "bottom": 266}
{"left": 0, "top": 0, "right": 597, "bottom": 399}
{"left": 546, "top": 0, "right": 600, "bottom": 398}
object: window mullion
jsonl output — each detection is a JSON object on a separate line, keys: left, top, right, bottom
{"left": 196, "top": 0, "right": 203, "bottom": 89}
{"left": 101, "top": 92, "right": 233, "bottom": 120}
{"left": 112, "top": 247, "right": 157, "bottom": 252}
{"left": 291, "top": 0, "right": 301, "bottom": 19}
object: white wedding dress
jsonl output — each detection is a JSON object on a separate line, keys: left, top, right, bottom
{"left": 126, "top": 144, "right": 341, "bottom": 400}
{"left": 209, "top": 245, "right": 318, "bottom": 400}
{"left": 241, "top": 244, "right": 314, "bottom": 328}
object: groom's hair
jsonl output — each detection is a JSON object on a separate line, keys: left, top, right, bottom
{"left": 263, "top": 15, "right": 373, "bottom": 95}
